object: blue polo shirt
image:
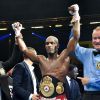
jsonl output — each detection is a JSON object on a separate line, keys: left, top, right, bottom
{"left": 75, "top": 44, "right": 100, "bottom": 91}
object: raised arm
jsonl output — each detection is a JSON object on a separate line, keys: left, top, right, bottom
{"left": 67, "top": 4, "right": 80, "bottom": 53}
{"left": 60, "top": 4, "right": 80, "bottom": 60}
{"left": 12, "top": 22, "right": 39, "bottom": 62}
{"left": 2, "top": 44, "right": 23, "bottom": 72}
{"left": 0, "top": 38, "right": 23, "bottom": 75}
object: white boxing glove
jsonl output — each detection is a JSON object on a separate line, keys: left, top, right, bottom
{"left": 12, "top": 22, "right": 22, "bottom": 37}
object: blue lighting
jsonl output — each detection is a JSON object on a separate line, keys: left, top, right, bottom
{"left": 0, "top": 33, "right": 12, "bottom": 41}
{"left": 32, "top": 32, "right": 46, "bottom": 40}
{"left": 53, "top": 29, "right": 64, "bottom": 34}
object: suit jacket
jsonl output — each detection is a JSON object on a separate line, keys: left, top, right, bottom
{"left": 1, "top": 44, "right": 23, "bottom": 72}
{"left": 65, "top": 78, "right": 82, "bottom": 100}
{"left": 12, "top": 61, "right": 38, "bottom": 100}
{"left": 0, "top": 75, "right": 12, "bottom": 100}
{"left": 0, "top": 44, "right": 23, "bottom": 100}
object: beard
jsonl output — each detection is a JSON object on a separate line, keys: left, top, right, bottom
{"left": 47, "top": 48, "right": 58, "bottom": 56}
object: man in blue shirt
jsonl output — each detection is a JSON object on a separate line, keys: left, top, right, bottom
{"left": 69, "top": 4, "right": 100, "bottom": 100}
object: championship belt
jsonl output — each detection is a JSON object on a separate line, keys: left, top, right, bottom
{"left": 39, "top": 76, "right": 54, "bottom": 97}
{"left": 39, "top": 75, "right": 65, "bottom": 98}
{"left": 56, "top": 82, "right": 64, "bottom": 94}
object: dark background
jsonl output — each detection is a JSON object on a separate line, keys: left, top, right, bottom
{"left": 0, "top": 0, "right": 100, "bottom": 58}
{"left": 0, "top": 0, "right": 100, "bottom": 21}
{"left": 0, "top": 0, "right": 100, "bottom": 93}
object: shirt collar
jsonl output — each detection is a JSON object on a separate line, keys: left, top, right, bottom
{"left": 66, "top": 76, "right": 71, "bottom": 81}
{"left": 24, "top": 60, "right": 34, "bottom": 71}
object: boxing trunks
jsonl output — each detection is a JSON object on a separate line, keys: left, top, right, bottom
{"left": 39, "top": 75, "right": 67, "bottom": 100}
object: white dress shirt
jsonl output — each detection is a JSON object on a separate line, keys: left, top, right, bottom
{"left": 66, "top": 76, "right": 71, "bottom": 86}
{"left": 24, "top": 61, "right": 37, "bottom": 100}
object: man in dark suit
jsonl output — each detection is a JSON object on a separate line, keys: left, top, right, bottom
{"left": 0, "top": 41, "right": 23, "bottom": 100}
{"left": 12, "top": 47, "right": 39, "bottom": 100}
{"left": 66, "top": 64, "right": 82, "bottom": 100}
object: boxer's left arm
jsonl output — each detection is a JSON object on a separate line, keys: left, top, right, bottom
{"left": 60, "top": 4, "right": 80, "bottom": 59}
{"left": 67, "top": 4, "right": 80, "bottom": 53}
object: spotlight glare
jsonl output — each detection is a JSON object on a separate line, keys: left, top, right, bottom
{"left": 0, "top": 28, "right": 7, "bottom": 31}
{"left": 49, "top": 26, "right": 52, "bottom": 27}
{"left": 90, "top": 22, "right": 100, "bottom": 24}
{"left": 55, "top": 24, "right": 63, "bottom": 27}
{"left": 9, "top": 33, "right": 12, "bottom": 36}
{"left": 31, "top": 26, "right": 44, "bottom": 29}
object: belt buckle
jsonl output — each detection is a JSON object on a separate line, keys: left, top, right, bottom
{"left": 39, "top": 76, "right": 54, "bottom": 97}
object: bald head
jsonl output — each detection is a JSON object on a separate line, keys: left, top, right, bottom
{"left": 45, "top": 36, "right": 59, "bottom": 54}
{"left": 92, "top": 26, "right": 100, "bottom": 36}
{"left": 46, "top": 36, "right": 59, "bottom": 44}
{"left": 92, "top": 26, "right": 100, "bottom": 50}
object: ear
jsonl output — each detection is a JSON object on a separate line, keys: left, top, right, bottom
{"left": 57, "top": 43, "right": 59, "bottom": 49}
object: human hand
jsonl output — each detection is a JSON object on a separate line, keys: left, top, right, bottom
{"left": 77, "top": 77, "right": 89, "bottom": 85}
{"left": 68, "top": 4, "right": 80, "bottom": 23}
{"left": 12, "top": 22, "right": 22, "bottom": 37}
{"left": 68, "top": 4, "right": 79, "bottom": 15}
{"left": 31, "top": 94, "right": 39, "bottom": 100}
{"left": 0, "top": 68, "right": 6, "bottom": 75}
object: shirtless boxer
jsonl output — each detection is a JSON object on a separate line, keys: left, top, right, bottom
{"left": 12, "top": 4, "right": 80, "bottom": 100}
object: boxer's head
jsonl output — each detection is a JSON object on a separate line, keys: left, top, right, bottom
{"left": 45, "top": 36, "right": 59, "bottom": 55}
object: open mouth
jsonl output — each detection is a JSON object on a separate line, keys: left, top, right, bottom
{"left": 95, "top": 43, "right": 100, "bottom": 46}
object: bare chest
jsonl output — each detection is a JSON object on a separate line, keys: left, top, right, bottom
{"left": 39, "top": 58, "right": 69, "bottom": 76}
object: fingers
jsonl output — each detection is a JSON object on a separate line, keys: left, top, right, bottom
{"left": 68, "top": 4, "right": 79, "bottom": 14}
{"left": 12, "top": 22, "right": 23, "bottom": 37}
{"left": 71, "top": 4, "right": 79, "bottom": 11}
{"left": 68, "top": 4, "right": 80, "bottom": 23}
{"left": 12, "top": 22, "right": 22, "bottom": 31}
{"left": 77, "top": 77, "right": 83, "bottom": 80}
{"left": 35, "top": 94, "right": 39, "bottom": 97}
{"left": 32, "top": 94, "right": 40, "bottom": 100}
{"left": 33, "top": 96, "right": 39, "bottom": 100}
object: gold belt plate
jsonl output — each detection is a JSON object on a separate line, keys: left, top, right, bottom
{"left": 39, "top": 76, "right": 54, "bottom": 97}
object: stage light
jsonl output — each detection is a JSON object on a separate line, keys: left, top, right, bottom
{"left": 32, "top": 32, "right": 46, "bottom": 40}
{"left": 31, "top": 26, "right": 44, "bottom": 29}
{"left": 55, "top": 24, "right": 63, "bottom": 27}
{"left": 90, "top": 22, "right": 100, "bottom": 24}
{"left": 0, "top": 28, "right": 7, "bottom": 31}
{"left": 0, "top": 33, "right": 11, "bottom": 41}
{"left": 49, "top": 26, "right": 52, "bottom": 28}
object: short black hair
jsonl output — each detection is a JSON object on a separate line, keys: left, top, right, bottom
{"left": 23, "top": 47, "right": 36, "bottom": 58}
{"left": 68, "top": 64, "right": 77, "bottom": 72}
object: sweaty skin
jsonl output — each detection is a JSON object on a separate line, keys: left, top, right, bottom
{"left": 38, "top": 54, "right": 70, "bottom": 82}
{"left": 13, "top": 5, "right": 80, "bottom": 82}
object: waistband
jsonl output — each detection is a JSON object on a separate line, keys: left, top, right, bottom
{"left": 39, "top": 94, "right": 67, "bottom": 100}
{"left": 39, "top": 75, "right": 66, "bottom": 98}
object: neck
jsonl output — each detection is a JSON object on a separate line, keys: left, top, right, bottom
{"left": 24, "top": 59, "right": 33, "bottom": 65}
{"left": 47, "top": 53, "right": 59, "bottom": 60}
